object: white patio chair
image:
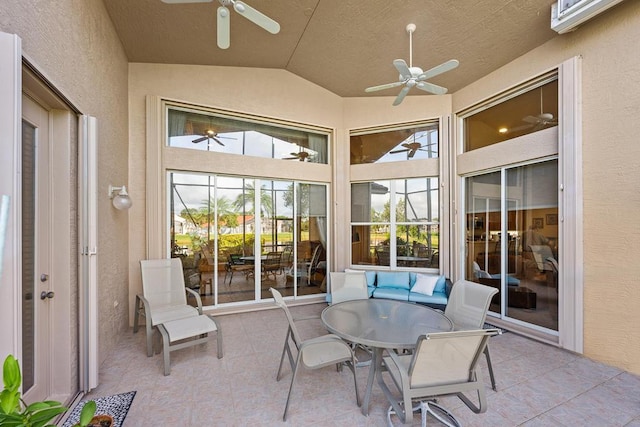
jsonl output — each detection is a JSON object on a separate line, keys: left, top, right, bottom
{"left": 134, "top": 258, "right": 202, "bottom": 356}
{"left": 328, "top": 271, "right": 372, "bottom": 366}
{"left": 329, "top": 271, "right": 368, "bottom": 305}
{"left": 270, "top": 287, "right": 360, "bottom": 421}
{"left": 378, "top": 329, "right": 500, "bottom": 426}
{"left": 444, "top": 279, "right": 500, "bottom": 391}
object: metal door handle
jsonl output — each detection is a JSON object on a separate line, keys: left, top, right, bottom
{"left": 40, "top": 274, "right": 49, "bottom": 282}
{"left": 40, "top": 291, "right": 54, "bottom": 300}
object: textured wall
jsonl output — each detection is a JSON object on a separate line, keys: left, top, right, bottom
{"left": 0, "top": 1, "right": 130, "bottom": 365}
{"left": 453, "top": 1, "right": 640, "bottom": 374}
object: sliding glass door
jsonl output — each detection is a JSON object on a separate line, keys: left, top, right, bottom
{"left": 465, "top": 160, "right": 559, "bottom": 332}
{"left": 169, "top": 172, "right": 327, "bottom": 305}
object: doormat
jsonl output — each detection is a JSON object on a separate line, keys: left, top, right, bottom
{"left": 62, "top": 391, "right": 136, "bottom": 427}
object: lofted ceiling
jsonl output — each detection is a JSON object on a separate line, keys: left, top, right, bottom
{"left": 103, "top": 0, "right": 558, "bottom": 98}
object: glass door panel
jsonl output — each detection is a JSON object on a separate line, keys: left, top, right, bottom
{"left": 259, "top": 180, "right": 294, "bottom": 299}
{"left": 506, "top": 161, "right": 558, "bottom": 330}
{"left": 465, "top": 160, "right": 558, "bottom": 332}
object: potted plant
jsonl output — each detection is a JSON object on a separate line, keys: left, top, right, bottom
{"left": 0, "top": 355, "right": 112, "bottom": 427}
{"left": 0, "top": 354, "right": 68, "bottom": 427}
{"left": 73, "top": 400, "right": 113, "bottom": 427}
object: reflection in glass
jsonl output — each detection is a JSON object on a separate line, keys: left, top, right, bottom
{"left": 464, "top": 79, "right": 558, "bottom": 151}
{"left": 465, "top": 160, "right": 558, "bottom": 332}
{"left": 350, "top": 122, "right": 438, "bottom": 164}
{"left": 167, "top": 107, "right": 328, "bottom": 164}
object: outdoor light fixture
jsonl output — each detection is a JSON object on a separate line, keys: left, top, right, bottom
{"left": 108, "top": 185, "right": 132, "bottom": 210}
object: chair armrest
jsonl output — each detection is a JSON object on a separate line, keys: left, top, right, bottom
{"left": 299, "top": 334, "right": 349, "bottom": 351}
{"left": 381, "top": 347, "right": 411, "bottom": 391}
{"left": 292, "top": 314, "right": 320, "bottom": 322}
{"left": 185, "top": 287, "right": 203, "bottom": 314}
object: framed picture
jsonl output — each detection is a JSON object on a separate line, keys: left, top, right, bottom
{"left": 546, "top": 213, "right": 558, "bottom": 226}
{"left": 533, "top": 218, "right": 544, "bottom": 229}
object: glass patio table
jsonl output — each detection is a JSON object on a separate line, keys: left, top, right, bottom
{"left": 321, "top": 299, "right": 453, "bottom": 415}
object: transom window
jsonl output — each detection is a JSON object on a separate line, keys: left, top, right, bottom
{"left": 350, "top": 122, "right": 438, "bottom": 164}
{"left": 464, "top": 78, "right": 558, "bottom": 151}
{"left": 167, "top": 105, "right": 329, "bottom": 164}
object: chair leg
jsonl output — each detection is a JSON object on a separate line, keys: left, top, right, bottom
{"left": 484, "top": 346, "right": 497, "bottom": 391}
{"left": 133, "top": 295, "right": 141, "bottom": 333}
{"left": 283, "top": 352, "right": 302, "bottom": 421}
{"left": 209, "top": 315, "right": 224, "bottom": 359}
{"left": 158, "top": 325, "right": 171, "bottom": 376}
{"left": 277, "top": 328, "right": 294, "bottom": 381}
{"left": 145, "top": 320, "right": 154, "bottom": 357}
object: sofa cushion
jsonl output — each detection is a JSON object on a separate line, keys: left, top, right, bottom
{"left": 373, "top": 287, "right": 409, "bottom": 301}
{"left": 411, "top": 273, "right": 440, "bottom": 296}
{"left": 376, "top": 271, "right": 411, "bottom": 290}
{"left": 433, "top": 275, "right": 446, "bottom": 293}
{"left": 408, "top": 291, "right": 448, "bottom": 306}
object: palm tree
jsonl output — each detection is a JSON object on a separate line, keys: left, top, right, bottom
{"left": 200, "top": 195, "right": 238, "bottom": 234}
{"left": 233, "top": 182, "right": 273, "bottom": 218}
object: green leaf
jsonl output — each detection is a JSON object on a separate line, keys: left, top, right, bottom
{"left": 2, "top": 355, "right": 21, "bottom": 392}
{"left": 28, "top": 405, "right": 68, "bottom": 426}
{"left": 0, "top": 389, "right": 21, "bottom": 414}
{"left": 79, "top": 400, "right": 96, "bottom": 426}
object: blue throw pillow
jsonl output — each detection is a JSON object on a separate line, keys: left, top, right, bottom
{"left": 377, "top": 271, "right": 411, "bottom": 290}
{"left": 433, "top": 275, "right": 446, "bottom": 293}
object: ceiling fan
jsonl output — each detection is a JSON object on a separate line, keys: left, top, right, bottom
{"left": 365, "top": 24, "right": 459, "bottom": 106}
{"left": 161, "top": 0, "right": 280, "bottom": 49}
{"left": 389, "top": 142, "right": 430, "bottom": 158}
{"left": 284, "top": 151, "right": 312, "bottom": 162}
{"left": 192, "top": 129, "right": 233, "bottom": 146}
{"left": 507, "top": 89, "right": 558, "bottom": 134}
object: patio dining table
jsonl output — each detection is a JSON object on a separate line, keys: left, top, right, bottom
{"left": 321, "top": 299, "right": 453, "bottom": 415}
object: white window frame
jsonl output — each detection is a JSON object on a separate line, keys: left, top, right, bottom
{"left": 454, "top": 57, "right": 583, "bottom": 353}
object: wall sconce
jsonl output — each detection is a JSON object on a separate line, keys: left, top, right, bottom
{"left": 108, "top": 185, "right": 132, "bottom": 210}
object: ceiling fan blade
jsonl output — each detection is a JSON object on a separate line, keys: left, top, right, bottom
{"left": 234, "top": 1, "right": 280, "bottom": 34}
{"left": 392, "top": 86, "right": 411, "bottom": 106}
{"left": 417, "top": 59, "right": 459, "bottom": 80}
{"left": 365, "top": 81, "right": 404, "bottom": 93}
{"left": 217, "top": 6, "right": 230, "bottom": 49}
{"left": 161, "top": 0, "right": 213, "bottom": 3}
{"left": 389, "top": 148, "right": 409, "bottom": 154}
{"left": 408, "top": 149, "right": 417, "bottom": 158}
{"left": 212, "top": 136, "right": 225, "bottom": 146}
{"left": 415, "top": 81, "right": 448, "bottom": 95}
{"left": 393, "top": 59, "right": 411, "bottom": 80}
{"left": 506, "top": 124, "right": 534, "bottom": 134}
{"left": 192, "top": 136, "right": 208, "bottom": 143}
{"left": 522, "top": 115, "right": 540, "bottom": 124}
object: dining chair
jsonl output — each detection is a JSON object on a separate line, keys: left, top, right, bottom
{"left": 444, "top": 279, "right": 500, "bottom": 390}
{"left": 378, "top": 328, "right": 500, "bottom": 426}
{"left": 328, "top": 271, "right": 368, "bottom": 304}
{"left": 262, "top": 251, "right": 282, "bottom": 282}
{"left": 226, "top": 253, "right": 253, "bottom": 285}
{"left": 328, "top": 271, "right": 372, "bottom": 366}
{"left": 269, "top": 287, "right": 360, "bottom": 421}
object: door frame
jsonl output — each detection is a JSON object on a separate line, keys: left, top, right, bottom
{"left": 0, "top": 31, "right": 76, "bottom": 403}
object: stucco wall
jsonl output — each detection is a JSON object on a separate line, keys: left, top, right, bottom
{"left": 0, "top": 1, "right": 130, "bottom": 365}
{"left": 453, "top": 0, "right": 640, "bottom": 374}
{"left": 127, "top": 63, "right": 344, "bottom": 316}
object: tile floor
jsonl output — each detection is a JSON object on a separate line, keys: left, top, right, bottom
{"left": 86, "top": 303, "right": 640, "bottom": 426}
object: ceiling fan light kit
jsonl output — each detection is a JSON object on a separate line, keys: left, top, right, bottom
{"left": 365, "top": 23, "right": 459, "bottom": 106}
{"left": 161, "top": 0, "right": 280, "bottom": 49}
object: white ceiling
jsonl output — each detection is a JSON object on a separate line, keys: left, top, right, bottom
{"left": 103, "top": 0, "right": 558, "bottom": 98}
